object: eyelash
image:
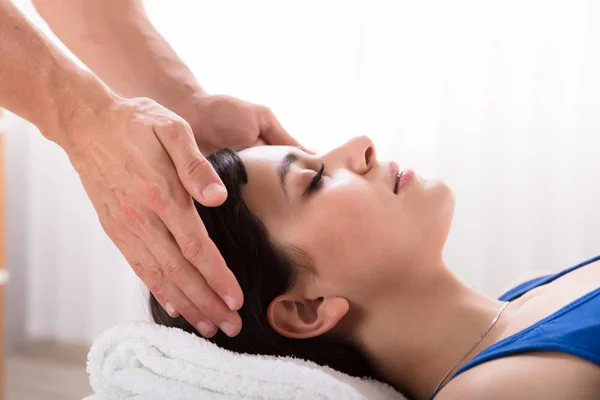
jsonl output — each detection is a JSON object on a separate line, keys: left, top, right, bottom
{"left": 303, "top": 163, "right": 325, "bottom": 196}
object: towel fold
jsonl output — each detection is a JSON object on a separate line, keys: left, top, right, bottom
{"left": 87, "top": 321, "right": 405, "bottom": 400}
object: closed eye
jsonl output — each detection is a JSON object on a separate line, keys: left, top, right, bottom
{"left": 302, "top": 163, "right": 325, "bottom": 196}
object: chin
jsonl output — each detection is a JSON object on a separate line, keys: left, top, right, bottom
{"left": 424, "top": 179, "right": 455, "bottom": 209}
{"left": 435, "top": 180, "right": 455, "bottom": 214}
{"left": 441, "top": 182, "right": 456, "bottom": 211}
{"left": 426, "top": 181, "right": 455, "bottom": 243}
{"left": 437, "top": 184, "right": 456, "bottom": 243}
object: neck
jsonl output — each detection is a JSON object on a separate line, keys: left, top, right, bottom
{"left": 352, "top": 262, "right": 511, "bottom": 400}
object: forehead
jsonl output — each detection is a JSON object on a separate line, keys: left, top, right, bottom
{"left": 238, "top": 145, "right": 299, "bottom": 223}
{"left": 239, "top": 145, "right": 296, "bottom": 167}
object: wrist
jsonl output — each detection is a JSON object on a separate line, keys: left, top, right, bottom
{"left": 41, "top": 68, "right": 118, "bottom": 151}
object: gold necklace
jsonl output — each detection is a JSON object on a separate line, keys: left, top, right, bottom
{"left": 431, "top": 301, "right": 510, "bottom": 396}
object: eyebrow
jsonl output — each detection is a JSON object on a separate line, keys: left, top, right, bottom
{"left": 277, "top": 152, "right": 299, "bottom": 197}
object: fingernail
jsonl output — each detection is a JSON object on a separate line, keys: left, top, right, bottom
{"left": 220, "top": 321, "right": 238, "bottom": 337}
{"left": 223, "top": 295, "right": 237, "bottom": 311}
{"left": 201, "top": 183, "right": 227, "bottom": 202}
{"left": 196, "top": 321, "right": 216, "bottom": 337}
{"left": 165, "top": 303, "right": 177, "bottom": 317}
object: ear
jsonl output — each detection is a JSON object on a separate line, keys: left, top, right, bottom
{"left": 267, "top": 294, "right": 350, "bottom": 339}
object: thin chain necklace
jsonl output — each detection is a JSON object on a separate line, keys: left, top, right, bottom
{"left": 431, "top": 301, "right": 510, "bottom": 396}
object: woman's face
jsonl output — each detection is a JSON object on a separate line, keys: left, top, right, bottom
{"left": 239, "top": 136, "right": 455, "bottom": 304}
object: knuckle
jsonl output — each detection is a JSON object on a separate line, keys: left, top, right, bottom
{"left": 164, "top": 120, "right": 190, "bottom": 142}
{"left": 143, "top": 182, "right": 168, "bottom": 211}
{"left": 204, "top": 272, "right": 219, "bottom": 289}
{"left": 130, "top": 261, "right": 145, "bottom": 277}
{"left": 99, "top": 220, "right": 115, "bottom": 237}
{"left": 164, "top": 126, "right": 181, "bottom": 144}
{"left": 149, "top": 285, "right": 167, "bottom": 304}
{"left": 197, "top": 300, "right": 218, "bottom": 319}
{"left": 180, "top": 238, "right": 204, "bottom": 262}
{"left": 164, "top": 261, "right": 186, "bottom": 282}
{"left": 121, "top": 205, "right": 147, "bottom": 229}
{"left": 150, "top": 285, "right": 163, "bottom": 298}
{"left": 177, "top": 119, "right": 192, "bottom": 132}
{"left": 259, "top": 106, "right": 276, "bottom": 123}
{"left": 146, "top": 265, "right": 165, "bottom": 285}
{"left": 182, "top": 156, "right": 210, "bottom": 179}
{"left": 261, "top": 105, "right": 274, "bottom": 117}
{"left": 99, "top": 218, "right": 110, "bottom": 231}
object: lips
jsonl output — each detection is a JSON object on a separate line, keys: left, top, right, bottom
{"left": 389, "top": 161, "right": 400, "bottom": 192}
{"left": 389, "top": 161, "right": 414, "bottom": 194}
{"left": 396, "top": 169, "right": 414, "bottom": 193}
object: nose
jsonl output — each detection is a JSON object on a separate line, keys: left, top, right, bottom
{"left": 323, "top": 135, "right": 376, "bottom": 175}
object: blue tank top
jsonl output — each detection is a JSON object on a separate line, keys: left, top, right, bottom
{"left": 431, "top": 254, "right": 600, "bottom": 399}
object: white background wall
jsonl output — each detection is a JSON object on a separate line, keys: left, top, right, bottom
{"left": 4, "top": 0, "right": 600, "bottom": 347}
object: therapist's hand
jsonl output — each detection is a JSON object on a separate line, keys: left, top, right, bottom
{"left": 179, "top": 94, "right": 304, "bottom": 154}
{"left": 60, "top": 94, "right": 250, "bottom": 338}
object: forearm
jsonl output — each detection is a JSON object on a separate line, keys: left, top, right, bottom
{"left": 33, "top": 0, "right": 206, "bottom": 122}
{"left": 0, "top": 0, "right": 114, "bottom": 147}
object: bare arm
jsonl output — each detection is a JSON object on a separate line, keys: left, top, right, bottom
{"left": 32, "top": 0, "right": 204, "bottom": 124}
{"left": 0, "top": 0, "right": 111, "bottom": 145}
{"left": 0, "top": 0, "right": 245, "bottom": 338}
{"left": 3, "top": 0, "right": 305, "bottom": 339}
{"left": 32, "top": 0, "right": 303, "bottom": 155}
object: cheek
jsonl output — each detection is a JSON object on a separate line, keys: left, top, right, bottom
{"left": 293, "top": 188, "right": 385, "bottom": 277}
{"left": 322, "top": 185, "right": 375, "bottom": 229}
{"left": 389, "top": 182, "right": 456, "bottom": 262}
{"left": 314, "top": 183, "right": 452, "bottom": 273}
{"left": 283, "top": 182, "right": 455, "bottom": 299}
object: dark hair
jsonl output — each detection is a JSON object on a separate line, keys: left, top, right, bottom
{"left": 149, "top": 148, "right": 381, "bottom": 380}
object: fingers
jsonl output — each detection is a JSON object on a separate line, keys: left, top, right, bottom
{"left": 153, "top": 121, "right": 227, "bottom": 208}
{"left": 153, "top": 186, "right": 244, "bottom": 312}
{"left": 139, "top": 118, "right": 245, "bottom": 335}
{"left": 144, "top": 217, "right": 243, "bottom": 337}
{"left": 114, "top": 222, "right": 241, "bottom": 337}
{"left": 257, "top": 106, "right": 315, "bottom": 154}
{"left": 149, "top": 122, "right": 244, "bottom": 314}
{"left": 72, "top": 97, "right": 245, "bottom": 339}
{"left": 159, "top": 280, "right": 220, "bottom": 337}
{"left": 108, "top": 231, "right": 176, "bottom": 320}
{"left": 258, "top": 106, "right": 301, "bottom": 146}
{"left": 301, "top": 146, "right": 317, "bottom": 155}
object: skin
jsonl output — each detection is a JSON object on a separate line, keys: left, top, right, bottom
{"left": 2, "top": 0, "right": 304, "bottom": 338}
{"left": 236, "top": 137, "right": 600, "bottom": 400}
{"left": 31, "top": 0, "right": 298, "bottom": 154}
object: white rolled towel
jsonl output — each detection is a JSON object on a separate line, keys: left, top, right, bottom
{"left": 86, "top": 321, "right": 406, "bottom": 400}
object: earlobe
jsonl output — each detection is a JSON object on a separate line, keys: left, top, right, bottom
{"left": 267, "top": 295, "right": 350, "bottom": 339}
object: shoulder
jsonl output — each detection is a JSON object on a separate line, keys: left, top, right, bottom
{"left": 434, "top": 352, "right": 600, "bottom": 400}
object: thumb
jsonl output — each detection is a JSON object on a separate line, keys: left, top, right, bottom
{"left": 155, "top": 121, "right": 227, "bottom": 207}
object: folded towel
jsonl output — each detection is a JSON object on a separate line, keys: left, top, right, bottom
{"left": 87, "top": 321, "right": 406, "bottom": 400}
